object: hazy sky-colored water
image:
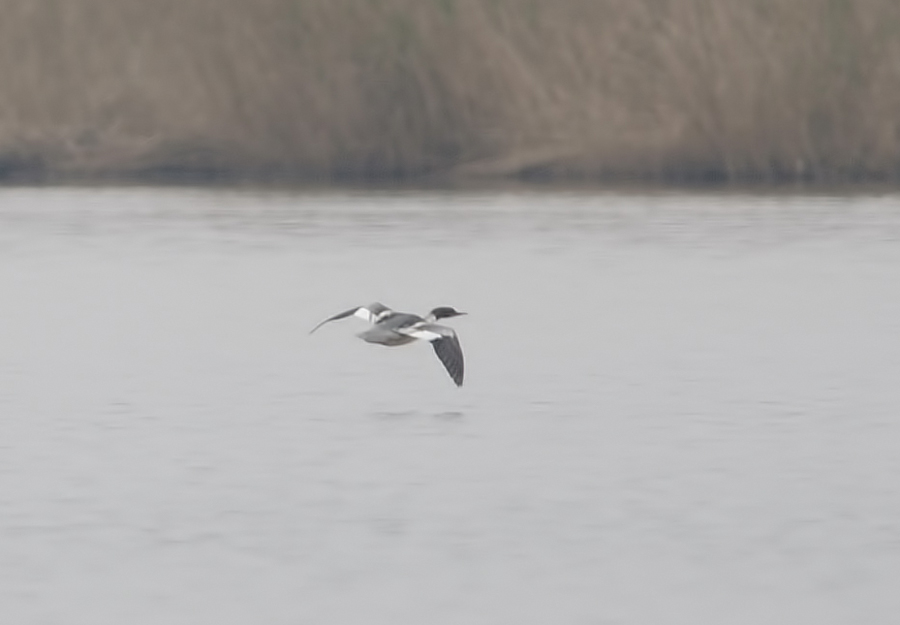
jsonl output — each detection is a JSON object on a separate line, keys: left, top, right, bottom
{"left": 1, "top": 187, "right": 899, "bottom": 624}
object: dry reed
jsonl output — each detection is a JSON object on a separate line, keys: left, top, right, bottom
{"left": 1, "top": 0, "right": 899, "bottom": 182}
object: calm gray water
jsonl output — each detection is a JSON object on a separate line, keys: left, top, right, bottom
{"left": 1, "top": 187, "right": 899, "bottom": 624}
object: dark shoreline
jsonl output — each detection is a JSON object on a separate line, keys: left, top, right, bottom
{"left": 2, "top": 165, "right": 898, "bottom": 199}
{"left": 2, "top": 163, "right": 899, "bottom": 195}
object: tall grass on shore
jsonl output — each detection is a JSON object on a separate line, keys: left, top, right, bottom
{"left": 1, "top": 0, "right": 899, "bottom": 182}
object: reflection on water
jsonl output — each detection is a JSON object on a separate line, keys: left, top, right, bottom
{"left": 1, "top": 187, "right": 900, "bottom": 624}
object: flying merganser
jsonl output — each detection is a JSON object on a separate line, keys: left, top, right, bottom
{"left": 310, "top": 302, "right": 467, "bottom": 387}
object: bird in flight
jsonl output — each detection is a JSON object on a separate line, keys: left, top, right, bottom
{"left": 310, "top": 302, "right": 467, "bottom": 386}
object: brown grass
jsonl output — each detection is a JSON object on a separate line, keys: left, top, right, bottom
{"left": 1, "top": 0, "right": 899, "bottom": 182}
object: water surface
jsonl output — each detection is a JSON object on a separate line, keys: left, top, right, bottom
{"left": 1, "top": 187, "right": 899, "bottom": 624}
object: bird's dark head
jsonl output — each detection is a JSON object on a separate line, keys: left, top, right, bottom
{"left": 429, "top": 306, "right": 467, "bottom": 321}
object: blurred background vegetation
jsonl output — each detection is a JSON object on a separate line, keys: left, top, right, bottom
{"left": 1, "top": 0, "right": 899, "bottom": 183}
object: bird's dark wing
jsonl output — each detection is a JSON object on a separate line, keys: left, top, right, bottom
{"left": 432, "top": 333, "right": 464, "bottom": 387}
{"left": 397, "top": 322, "right": 465, "bottom": 387}
{"left": 309, "top": 302, "right": 391, "bottom": 334}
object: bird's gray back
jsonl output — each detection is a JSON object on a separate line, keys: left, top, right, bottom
{"left": 376, "top": 312, "right": 423, "bottom": 330}
{"left": 356, "top": 312, "right": 423, "bottom": 346}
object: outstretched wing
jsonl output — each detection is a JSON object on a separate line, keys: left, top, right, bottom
{"left": 397, "top": 323, "right": 465, "bottom": 387}
{"left": 310, "top": 302, "right": 392, "bottom": 334}
{"left": 432, "top": 333, "right": 464, "bottom": 387}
